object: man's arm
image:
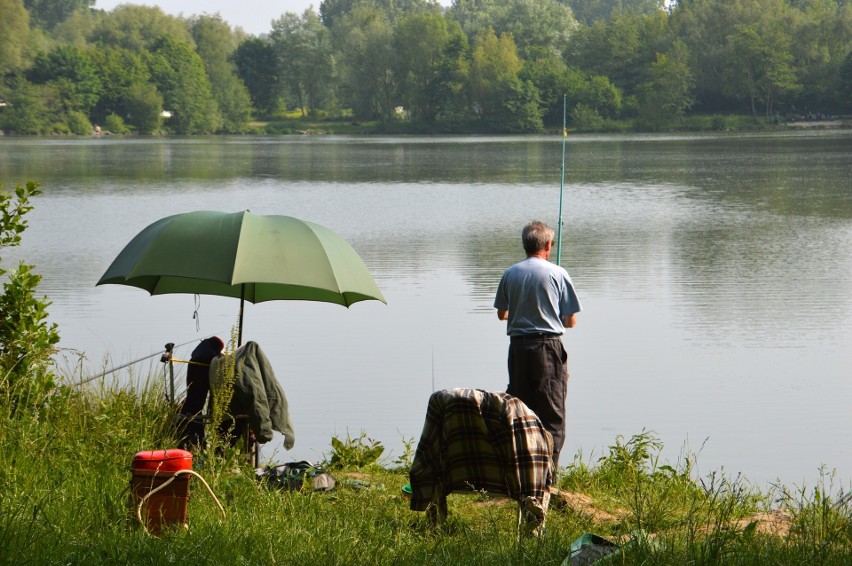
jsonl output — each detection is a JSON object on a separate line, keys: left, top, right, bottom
{"left": 497, "top": 309, "right": 508, "bottom": 321}
{"left": 562, "top": 313, "right": 577, "bottom": 328}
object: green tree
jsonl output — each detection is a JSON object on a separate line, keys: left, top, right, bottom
{"left": 570, "top": 102, "right": 604, "bottom": 131}
{"left": 89, "top": 46, "right": 161, "bottom": 133}
{"left": 841, "top": 50, "right": 852, "bottom": 112}
{"left": 669, "top": 0, "right": 799, "bottom": 115}
{"left": 729, "top": 22, "right": 800, "bottom": 119}
{"left": 448, "top": 0, "right": 495, "bottom": 37}
{"left": 333, "top": 5, "right": 398, "bottom": 122}
{"left": 0, "top": 0, "right": 30, "bottom": 76}
{"left": 636, "top": 39, "right": 694, "bottom": 129}
{"left": 233, "top": 38, "right": 284, "bottom": 116}
{"left": 568, "top": 69, "right": 623, "bottom": 119}
{"left": 469, "top": 28, "right": 522, "bottom": 116}
{"left": 189, "top": 14, "right": 252, "bottom": 132}
{"left": 147, "top": 36, "right": 221, "bottom": 134}
{"left": 0, "top": 182, "right": 60, "bottom": 414}
{"left": 789, "top": 0, "right": 852, "bottom": 113}
{"left": 566, "top": 0, "right": 665, "bottom": 25}
{"left": 90, "top": 4, "right": 194, "bottom": 52}
{"left": 393, "top": 11, "right": 469, "bottom": 125}
{"left": 468, "top": 28, "right": 542, "bottom": 132}
{"left": 124, "top": 82, "right": 163, "bottom": 134}
{"left": 320, "top": 0, "right": 436, "bottom": 28}
{"left": 23, "top": 0, "right": 93, "bottom": 31}
{"left": 520, "top": 48, "right": 570, "bottom": 126}
{"left": 320, "top": 0, "right": 359, "bottom": 28}
{"left": 0, "top": 75, "right": 55, "bottom": 134}
{"left": 26, "top": 45, "right": 102, "bottom": 116}
{"left": 503, "top": 0, "right": 576, "bottom": 58}
{"left": 512, "top": 0, "right": 578, "bottom": 57}
{"left": 270, "top": 10, "right": 335, "bottom": 116}
{"left": 668, "top": 0, "right": 735, "bottom": 112}
{"left": 566, "top": 10, "right": 669, "bottom": 99}
{"left": 51, "top": 5, "right": 100, "bottom": 46}
{"left": 451, "top": 0, "right": 577, "bottom": 59}
{"left": 520, "top": 48, "right": 623, "bottom": 126}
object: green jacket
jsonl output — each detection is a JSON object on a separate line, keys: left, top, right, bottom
{"left": 211, "top": 341, "right": 295, "bottom": 447}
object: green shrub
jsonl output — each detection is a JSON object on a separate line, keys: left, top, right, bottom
{"left": 49, "top": 121, "right": 71, "bottom": 134}
{"left": 103, "top": 113, "right": 129, "bottom": 134}
{"left": 66, "top": 110, "right": 93, "bottom": 135}
{"left": 711, "top": 115, "right": 728, "bottom": 131}
{"left": 324, "top": 431, "right": 384, "bottom": 470}
{"left": 263, "top": 122, "right": 295, "bottom": 134}
{"left": 570, "top": 103, "right": 604, "bottom": 132}
{"left": 0, "top": 182, "right": 61, "bottom": 416}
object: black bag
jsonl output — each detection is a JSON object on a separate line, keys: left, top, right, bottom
{"left": 256, "top": 461, "right": 336, "bottom": 492}
{"left": 176, "top": 337, "right": 225, "bottom": 449}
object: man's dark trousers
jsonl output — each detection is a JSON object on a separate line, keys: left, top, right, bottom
{"left": 507, "top": 335, "right": 568, "bottom": 467}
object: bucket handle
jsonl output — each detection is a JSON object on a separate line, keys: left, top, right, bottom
{"left": 136, "top": 469, "right": 226, "bottom": 534}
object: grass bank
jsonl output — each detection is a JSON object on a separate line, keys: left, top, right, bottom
{"left": 0, "top": 372, "right": 849, "bottom": 565}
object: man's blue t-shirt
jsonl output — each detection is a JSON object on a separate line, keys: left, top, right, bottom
{"left": 494, "top": 257, "right": 581, "bottom": 336}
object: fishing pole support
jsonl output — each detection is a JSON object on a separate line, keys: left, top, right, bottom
{"left": 160, "top": 342, "right": 175, "bottom": 363}
{"left": 160, "top": 342, "right": 176, "bottom": 406}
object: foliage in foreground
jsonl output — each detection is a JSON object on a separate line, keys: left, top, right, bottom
{"left": 0, "top": 181, "right": 61, "bottom": 415}
{"left": 0, "top": 373, "right": 849, "bottom": 565}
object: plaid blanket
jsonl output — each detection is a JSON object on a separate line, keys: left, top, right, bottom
{"left": 409, "top": 388, "right": 553, "bottom": 513}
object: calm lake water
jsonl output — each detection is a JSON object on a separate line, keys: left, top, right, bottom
{"left": 1, "top": 131, "right": 850, "bottom": 489}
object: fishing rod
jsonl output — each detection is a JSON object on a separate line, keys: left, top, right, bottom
{"left": 71, "top": 335, "right": 219, "bottom": 387}
{"left": 556, "top": 94, "right": 567, "bottom": 267}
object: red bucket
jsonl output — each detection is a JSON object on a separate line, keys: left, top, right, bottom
{"left": 130, "top": 449, "right": 192, "bottom": 535}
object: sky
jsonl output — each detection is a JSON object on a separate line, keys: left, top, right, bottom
{"left": 94, "top": 1, "right": 451, "bottom": 37}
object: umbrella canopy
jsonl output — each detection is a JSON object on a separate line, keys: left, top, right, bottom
{"left": 97, "top": 210, "right": 386, "bottom": 342}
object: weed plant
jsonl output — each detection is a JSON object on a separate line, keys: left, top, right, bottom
{"left": 0, "top": 370, "right": 849, "bottom": 565}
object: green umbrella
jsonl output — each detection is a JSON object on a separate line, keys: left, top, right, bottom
{"left": 97, "top": 210, "right": 386, "bottom": 344}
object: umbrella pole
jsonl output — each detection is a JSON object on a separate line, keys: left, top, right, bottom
{"left": 237, "top": 284, "right": 257, "bottom": 465}
{"left": 162, "top": 342, "right": 176, "bottom": 406}
{"left": 238, "top": 285, "right": 245, "bottom": 347}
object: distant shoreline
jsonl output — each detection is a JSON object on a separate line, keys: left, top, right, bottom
{"left": 2, "top": 117, "right": 850, "bottom": 137}
{"left": 785, "top": 119, "right": 852, "bottom": 128}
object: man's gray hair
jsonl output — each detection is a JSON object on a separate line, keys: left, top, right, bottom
{"left": 522, "top": 221, "right": 554, "bottom": 254}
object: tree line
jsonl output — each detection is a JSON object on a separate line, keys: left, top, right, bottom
{"left": 1, "top": 0, "right": 850, "bottom": 135}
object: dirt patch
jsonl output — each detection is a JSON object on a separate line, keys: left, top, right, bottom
{"left": 549, "top": 488, "right": 625, "bottom": 523}
{"left": 731, "top": 510, "right": 792, "bottom": 537}
{"left": 548, "top": 488, "right": 793, "bottom": 538}
{"left": 337, "top": 471, "right": 372, "bottom": 482}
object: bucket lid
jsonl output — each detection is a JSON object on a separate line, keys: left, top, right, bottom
{"left": 132, "top": 449, "right": 193, "bottom": 473}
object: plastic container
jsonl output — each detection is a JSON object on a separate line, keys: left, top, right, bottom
{"left": 130, "top": 449, "right": 193, "bottom": 535}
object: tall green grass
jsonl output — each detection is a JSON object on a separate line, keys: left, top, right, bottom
{"left": 0, "top": 372, "right": 849, "bottom": 565}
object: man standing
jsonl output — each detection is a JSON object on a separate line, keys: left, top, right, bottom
{"left": 494, "top": 220, "right": 581, "bottom": 468}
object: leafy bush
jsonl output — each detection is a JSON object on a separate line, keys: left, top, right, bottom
{"left": 103, "top": 113, "right": 129, "bottom": 134}
{"left": 711, "top": 115, "right": 728, "bottom": 131}
{"left": 263, "top": 121, "right": 297, "bottom": 134}
{"left": 324, "top": 431, "right": 384, "bottom": 470}
{"left": 570, "top": 103, "right": 603, "bottom": 132}
{"left": 49, "top": 121, "right": 71, "bottom": 135}
{"left": 0, "top": 182, "right": 60, "bottom": 415}
{"left": 66, "top": 110, "right": 93, "bottom": 135}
